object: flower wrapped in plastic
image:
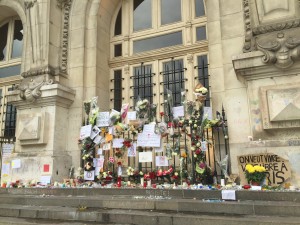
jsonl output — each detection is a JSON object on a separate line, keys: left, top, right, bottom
{"left": 149, "top": 103, "right": 157, "bottom": 123}
{"left": 120, "top": 103, "right": 129, "bottom": 122}
{"left": 164, "top": 89, "right": 174, "bottom": 121}
{"left": 135, "top": 98, "right": 150, "bottom": 120}
{"left": 109, "top": 109, "right": 121, "bottom": 126}
{"left": 89, "top": 97, "right": 99, "bottom": 125}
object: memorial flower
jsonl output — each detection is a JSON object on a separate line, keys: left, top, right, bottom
{"left": 244, "top": 164, "right": 266, "bottom": 184}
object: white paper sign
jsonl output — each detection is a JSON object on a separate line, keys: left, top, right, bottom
{"left": 201, "top": 141, "right": 207, "bottom": 151}
{"left": 84, "top": 170, "right": 95, "bottom": 180}
{"left": 2, "top": 144, "right": 14, "bottom": 158}
{"left": 137, "top": 133, "right": 161, "bottom": 147}
{"left": 93, "top": 135, "right": 103, "bottom": 145}
{"left": 103, "top": 143, "right": 111, "bottom": 150}
{"left": 93, "top": 157, "right": 104, "bottom": 168}
{"left": 203, "top": 107, "right": 213, "bottom": 120}
{"left": 97, "top": 148, "right": 103, "bottom": 155}
{"left": 108, "top": 126, "right": 114, "bottom": 135}
{"left": 139, "top": 152, "right": 153, "bottom": 162}
{"left": 1, "top": 162, "right": 10, "bottom": 176}
{"left": 95, "top": 167, "right": 101, "bottom": 176}
{"left": 11, "top": 159, "right": 21, "bottom": 169}
{"left": 90, "top": 126, "right": 100, "bottom": 139}
{"left": 127, "top": 111, "right": 137, "bottom": 121}
{"left": 97, "top": 112, "right": 110, "bottom": 127}
{"left": 128, "top": 143, "right": 137, "bottom": 157}
{"left": 40, "top": 176, "right": 51, "bottom": 185}
{"left": 221, "top": 190, "right": 236, "bottom": 200}
{"left": 155, "top": 156, "right": 169, "bottom": 167}
{"left": 142, "top": 124, "right": 155, "bottom": 134}
{"left": 113, "top": 138, "right": 124, "bottom": 148}
{"left": 80, "top": 125, "right": 92, "bottom": 140}
{"left": 173, "top": 106, "right": 185, "bottom": 118}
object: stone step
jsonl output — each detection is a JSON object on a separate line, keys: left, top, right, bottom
{"left": 1, "top": 188, "right": 300, "bottom": 202}
{"left": 0, "top": 204, "right": 299, "bottom": 225}
{"left": 1, "top": 194, "right": 300, "bottom": 217}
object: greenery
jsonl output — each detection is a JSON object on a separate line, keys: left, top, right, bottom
{"left": 244, "top": 164, "right": 266, "bottom": 183}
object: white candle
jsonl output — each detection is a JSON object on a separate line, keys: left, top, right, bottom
{"left": 221, "top": 179, "right": 225, "bottom": 186}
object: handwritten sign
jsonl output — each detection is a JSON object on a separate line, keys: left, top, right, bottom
{"left": 40, "top": 176, "right": 51, "bottom": 185}
{"left": 155, "top": 156, "right": 169, "bottom": 167}
{"left": 128, "top": 143, "right": 136, "bottom": 157}
{"left": 1, "top": 162, "right": 10, "bottom": 176}
{"left": 137, "top": 133, "right": 161, "bottom": 147}
{"left": 113, "top": 138, "right": 124, "bottom": 148}
{"left": 2, "top": 144, "right": 14, "bottom": 158}
{"left": 96, "top": 112, "right": 110, "bottom": 127}
{"left": 103, "top": 143, "right": 111, "bottom": 150}
{"left": 143, "top": 124, "right": 155, "bottom": 134}
{"left": 84, "top": 170, "right": 95, "bottom": 181}
{"left": 173, "top": 106, "right": 184, "bottom": 119}
{"left": 93, "top": 135, "right": 104, "bottom": 145}
{"left": 203, "top": 107, "right": 213, "bottom": 120}
{"left": 139, "top": 152, "right": 153, "bottom": 162}
{"left": 79, "top": 125, "right": 92, "bottom": 140}
{"left": 237, "top": 153, "right": 291, "bottom": 185}
{"left": 11, "top": 159, "right": 21, "bottom": 169}
{"left": 127, "top": 111, "right": 137, "bottom": 121}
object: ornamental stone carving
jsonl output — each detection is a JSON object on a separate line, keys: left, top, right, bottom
{"left": 243, "top": 0, "right": 300, "bottom": 51}
{"left": 256, "top": 32, "right": 300, "bottom": 68}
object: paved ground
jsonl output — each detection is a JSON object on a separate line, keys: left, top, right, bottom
{"left": 0, "top": 217, "right": 130, "bottom": 225}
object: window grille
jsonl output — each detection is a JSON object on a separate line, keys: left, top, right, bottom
{"left": 195, "top": 55, "right": 210, "bottom": 106}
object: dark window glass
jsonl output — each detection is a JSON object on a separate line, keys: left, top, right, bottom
{"left": 133, "top": 64, "right": 153, "bottom": 103}
{"left": 196, "top": 55, "right": 210, "bottom": 106}
{"left": 133, "top": 0, "right": 152, "bottom": 32}
{"left": 196, "top": 26, "right": 206, "bottom": 41}
{"left": 161, "top": 0, "right": 181, "bottom": 25}
{"left": 0, "top": 23, "right": 9, "bottom": 61}
{"left": 113, "top": 70, "right": 122, "bottom": 111}
{"left": 195, "top": 0, "right": 205, "bottom": 17}
{"left": 11, "top": 20, "right": 23, "bottom": 59}
{"left": 162, "top": 59, "right": 185, "bottom": 107}
{"left": 0, "top": 64, "right": 21, "bottom": 78}
{"left": 114, "top": 8, "right": 122, "bottom": 36}
{"left": 114, "top": 44, "right": 122, "bottom": 57}
{"left": 133, "top": 31, "right": 182, "bottom": 53}
{"left": 4, "top": 87, "right": 17, "bottom": 138}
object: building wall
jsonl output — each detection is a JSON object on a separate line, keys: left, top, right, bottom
{"left": 0, "top": 0, "right": 299, "bottom": 185}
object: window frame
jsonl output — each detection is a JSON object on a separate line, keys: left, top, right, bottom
{"left": 0, "top": 17, "right": 22, "bottom": 67}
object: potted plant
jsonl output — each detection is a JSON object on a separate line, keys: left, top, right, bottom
{"left": 244, "top": 164, "right": 266, "bottom": 186}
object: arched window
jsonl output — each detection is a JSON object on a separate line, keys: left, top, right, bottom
{"left": 110, "top": 0, "right": 208, "bottom": 112}
{"left": 0, "top": 16, "right": 23, "bottom": 138}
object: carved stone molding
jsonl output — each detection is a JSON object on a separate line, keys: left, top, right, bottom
{"left": 57, "top": 0, "right": 71, "bottom": 9}
{"left": 18, "top": 75, "right": 54, "bottom": 102}
{"left": 60, "top": 0, "right": 72, "bottom": 74}
{"left": 256, "top": 32, "right": 300, "bottom": 68}
{"left": 24, "top": 0, "right": 36, "bottom": 9}
{"left": 21, "top": 66, "right": 59, "bottom": 78}
{"left": 242, "top": 0, "right": 300, "bottom": 54}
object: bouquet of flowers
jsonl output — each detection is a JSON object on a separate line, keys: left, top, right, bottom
{"left": 244, "top": 164, "right": 266, "bottom": 184}
{"left": 135, "top": 98, "right": 150, "bottom": 119}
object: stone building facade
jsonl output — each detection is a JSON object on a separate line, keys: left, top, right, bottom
{"left": 0, "top": 0, "right": 300, "bottom": 186}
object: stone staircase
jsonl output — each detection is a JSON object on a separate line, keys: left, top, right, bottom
{"left": 0, "top": 188, "right": 300, "bottom": 225}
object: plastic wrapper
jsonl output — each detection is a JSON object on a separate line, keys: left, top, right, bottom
{"left": 135, "top": 97, "right": 150, "bottom": 120}
{"left": 217, "top": 155, "right": 230, "bottom": 179}
{"left": 121, "top": 103, "right": 129, "bottom": 122}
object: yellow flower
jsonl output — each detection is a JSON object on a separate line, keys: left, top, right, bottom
{"left": 245, "top": 164, "right": 253, "bottom": 171}
{"left": 253, "top": 165, "right": 260, "bottom": 172}
{"left": 248, "top": 167, "right": 255, "bottom": 173}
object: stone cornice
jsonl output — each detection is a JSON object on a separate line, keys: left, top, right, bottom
{"left": 7, "top": 83, "right": 75, "bottom": 109}
{"left": 232, "top": 51, "right": 300, "bottom": 80}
